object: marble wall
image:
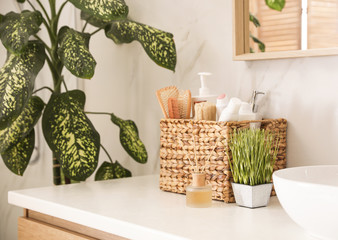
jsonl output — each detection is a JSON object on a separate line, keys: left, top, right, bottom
{"left": 1, "top": 0, "right": 337, "bottom": 239}
{"left": 84, "top": 0, "right": 338, "bottom": 174}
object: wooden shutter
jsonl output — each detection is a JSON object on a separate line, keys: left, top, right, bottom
{"left": 249, "top": 0, "right": 302, "bottom": 52}
{"left": 308, "top": 0, "right": 338, "bottom": 49}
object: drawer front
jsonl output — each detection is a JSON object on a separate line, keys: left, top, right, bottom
{"left": 18, "top": 217, "right": 97, "bottom": 240}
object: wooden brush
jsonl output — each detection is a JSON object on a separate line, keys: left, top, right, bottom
{"left": 177, "top": 90, "right": 191, "bottom": 119}
{"left": 168, "top": 98, "right": 180, "bottom": 119}
{"left": 156, "top": 86, "right": 179, "bottom": 118}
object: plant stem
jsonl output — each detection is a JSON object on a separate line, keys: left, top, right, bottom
{"left": 100, "top": 144, "right": 114, "bottom": 164}
{"left": 26, "top": 0, "right": 53, "bottom": 42}
{"left": 59, "top": 166, "right": 70, "bottom": 185}
{"left": 48, "top": 0, "right": 64, "bottom": 93}
{"left": 33, "top": 86, "right": 54, "bottom": 94}
{"left": 26, "top": 0, "right": 37, "bottom": 11}
{"left": 24, "top": 0, "right": 66, "bottom": 186}
{"left": 49, "top": 0, "right": 56, "bottom": 17}
{"left": 62, "top": 78, "right": 68, "bottom": 91}
{"left": 65, "top": 176, "right": 71, "bottom": 184}
{"left": 85, "top": 111, "right": 112, "bottom": 116}
{"left": 45, "top": 54, "right": 58, "bottom": 75}
{"left": 36, "top": 0, "right": 51, "bottom": 23}
{"left": 55, "top": 1, "right": 69, "bottom": 31}
{"left": 57, "top": 1, "right": 69, "bottom": 18}
{"left": 52, "top": 154, "right": 61, "bottom": 185}
{"left": 54, "top": 76, "right": 63, "bottom": 93}
{"left": 45, "top": 54, "right": 61, "bottom": 92}
{"left": 46, "top": 0, "right": 66, "bottom": 185}
{"left": 82, "top": 21, "right": 88, "bottom": 33}
{"left": 41, "top": 18, "right": 55, "bottom": 46}
{"left": 90, "top": 28, "right": 102, "bottom": 36}
{"left": 34, "top": 34, "right": 52, "bottom": 54}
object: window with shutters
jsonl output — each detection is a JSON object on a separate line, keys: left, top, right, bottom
{"left": 249, "top": 0, "right": 302, "bottom": 52}
{"left": 249, "top": 0, "right": 338, "bottom": 52}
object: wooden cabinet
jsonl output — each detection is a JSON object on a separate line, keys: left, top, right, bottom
{"left": 19, "top": 209, "right": 128, "bottom": 240}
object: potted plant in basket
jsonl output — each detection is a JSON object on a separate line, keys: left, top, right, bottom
{"left": 0, "top": 0, "right": 176, "bottom": 184}
{"left": 227, "top": 128, "right": 279, "bottom": 208}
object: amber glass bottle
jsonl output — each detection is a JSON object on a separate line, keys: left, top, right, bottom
{"left": 186, "top": 172, "right": 212, "bottom": 208}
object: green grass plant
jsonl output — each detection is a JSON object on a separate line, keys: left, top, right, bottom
{"left": 228, "top": 128, "right": 279, "bottom": 186}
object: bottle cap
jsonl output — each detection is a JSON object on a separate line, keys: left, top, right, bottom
{"left": 198, "top": 72, "right": 212, "bottom": 97}
{"left": 217, "top": 93, "right": 226, "bottom": 99}
{"left": 216, "top": 94, "right": 227, "bottom": 105}
{"left": 192, "top": 172, "right": 206, "bottom": 187}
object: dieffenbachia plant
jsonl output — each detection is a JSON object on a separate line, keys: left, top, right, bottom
{"left": 0, "top": 0, "right": 176, "bottom": 184}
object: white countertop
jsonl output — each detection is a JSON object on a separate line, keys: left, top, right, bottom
{"left": 8, "top": 175, "right": 312, "bottom": 240}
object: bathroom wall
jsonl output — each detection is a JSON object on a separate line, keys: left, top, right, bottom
{"left": 1, "top": 0, "right": 337, "bottom": 239}
{"left": 84, "top": 0, "right": 338, "bottom": 176}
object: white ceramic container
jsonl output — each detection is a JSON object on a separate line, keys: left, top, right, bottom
{"left": 273, "top": 165, "right": 338, "bottom": 240}
{"left": 231, "top": 182, "right": 273, "bottom": 208}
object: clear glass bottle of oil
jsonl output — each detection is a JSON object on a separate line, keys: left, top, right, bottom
{"left": 186, "top": 172, "right": 212, "bottom": 208}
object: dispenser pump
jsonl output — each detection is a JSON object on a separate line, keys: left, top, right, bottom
{"left": 198, "top": 72, "right": 212, "bottom": 96}
{"left": 250, "top": 90, "right": 265, "bottom": 113}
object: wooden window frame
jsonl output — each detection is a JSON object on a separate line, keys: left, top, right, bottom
{"left": 233, "top": 0, "right": 338, "bottom": 61}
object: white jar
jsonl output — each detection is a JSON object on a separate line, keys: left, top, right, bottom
{"left": 216, "top": 94, "right": 228, "bottom": 121}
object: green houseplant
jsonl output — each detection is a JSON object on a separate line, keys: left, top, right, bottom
{"left": 228, "top": 128, "right": 279, "bottom": 208}
{"left": 0, "top": 0, "right": 176, "bottom": 184}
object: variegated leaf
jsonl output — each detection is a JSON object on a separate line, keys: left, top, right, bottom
{"left": 69, "top": 0, "right": 128, "bottom": 20}
{"left": 113, "top": 160, "right": 131, "bottom": 178}
{"left": 265, "top": 0, "right": 285, "bottom": 11}
{"left": 58, "top": 27, "right": 96, "bottom": 79}
{"left": 110, "top": 113, "right": 147, "bottom": 164}
{"left": 95, "top": 161, "right": 114, "bottom": 181}
{"left": 95, "top": 161, "right": 131, "bottom": 181}
{"left": 81, "top": 11, "right": 111, "bottom": 28}
{"left": 105, "top": 20, "right": 176, "bottom": 71}
{"left": 0, "top": 14, "right": 3, "bottom": 24}
{"left": 1, "top": 129, "right": 34, "bottom": 176}
{"left": 0, "top": 11, "right": 42, "bottom": 54}
{"left": 0, "top": 96, "right": 44, "bottom": 153}
{"left": 42, "top": 90, "right": 100, "bottom": 181}
{"left": 0, "top": 41, "right": 45, "bottom": 129}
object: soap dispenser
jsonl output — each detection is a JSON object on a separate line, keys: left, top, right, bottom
{"left": 186, "top": 172, "right": 212, "bottom": 208}
{"left": 238, "top": 102, "right": 254, "bottom": 121}
{"left": 249, "top": 90, "right": 265, "bottom": 129}
{"left": 191, "top": 72, "right": 217, "bottom": 117}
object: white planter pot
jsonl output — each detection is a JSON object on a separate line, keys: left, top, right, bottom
{"left": 231, "top": 182, "right": 273, "bottom": 208}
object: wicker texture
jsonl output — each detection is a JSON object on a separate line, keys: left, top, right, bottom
{"left": 159, "top": 118, "right": 287, "bottom": 203}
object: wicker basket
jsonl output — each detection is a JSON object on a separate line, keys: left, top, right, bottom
{"left": 159, "top": 118, "right": 287, "bottom": 203}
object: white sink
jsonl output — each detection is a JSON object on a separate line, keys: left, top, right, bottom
{"left": 273, "top": 165, "right": 338, "bottom": 240}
